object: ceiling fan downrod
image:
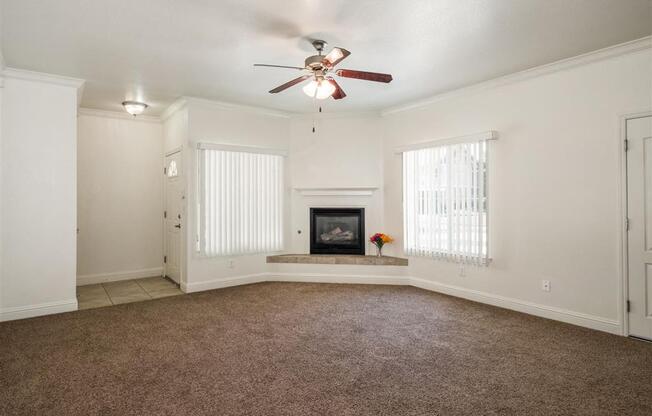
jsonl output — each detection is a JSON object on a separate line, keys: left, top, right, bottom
{"left": 311, "top": 40, "right": 327, "bottom": 56}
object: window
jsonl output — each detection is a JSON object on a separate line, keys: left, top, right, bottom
{"left": 403, "top": 138, "right": 489, "bottom": 265}
{"left": 197, "top": 145, "right": 284, "bottom": 257}
{"left": 167, "top": 160, "right": 178, "bottom": 177}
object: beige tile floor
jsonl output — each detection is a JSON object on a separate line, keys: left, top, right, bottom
{"left": 77, "top": 276, "right": 183, "bottom": 310}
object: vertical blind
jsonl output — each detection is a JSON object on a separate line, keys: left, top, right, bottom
{"left": 198, "top": 146, "right": 284, "bottom": 257}
{"left": 403, "top": 140, "right": 488, "bottom": 265}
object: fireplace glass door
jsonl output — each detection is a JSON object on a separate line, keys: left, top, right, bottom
{"left": 310, "top": 208, "right": 365, "bottom": 255}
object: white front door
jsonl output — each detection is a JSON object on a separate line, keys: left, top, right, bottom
{"left": 164, "top": 151, "right": 183, "bottom": 284}
{"left": 627, "top": 115, "right": 652, "bottom": 340}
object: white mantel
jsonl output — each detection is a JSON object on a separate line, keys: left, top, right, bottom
{"left": 293, "top": 186, "right": 379, "bottom": 197}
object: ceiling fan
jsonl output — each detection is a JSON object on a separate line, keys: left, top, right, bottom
{"left": 254, "top": 40, "right": 393, "bottom": 100}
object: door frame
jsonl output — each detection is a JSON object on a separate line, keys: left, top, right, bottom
{"left": 164, "top": 147, "right": 184, "bottom": 286}
{"left": 619, "top": 110, "right": 652, "bottom": 337}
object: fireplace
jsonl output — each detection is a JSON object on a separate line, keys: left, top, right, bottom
{"left": 310, "top": 208, "right": 365, "bottom": 255}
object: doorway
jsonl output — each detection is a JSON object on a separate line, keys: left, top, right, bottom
{"left": 164, "top": 150, "right": 183, "bottom": 284}
{"left": 625, "top": 114, "right": 652, "bottom": 340}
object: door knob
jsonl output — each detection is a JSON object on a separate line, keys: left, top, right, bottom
{"left": 174, "top": 224, "right": 181, "bottom": 229}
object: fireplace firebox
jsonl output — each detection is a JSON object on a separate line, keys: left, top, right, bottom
{"left": 310, "top": 208, "right": 365, "bottom": 255}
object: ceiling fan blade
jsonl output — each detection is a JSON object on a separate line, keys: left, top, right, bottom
{"left": 335, "top": 69, "right": 393, "bottom": 83}
{"left": 328, "top": 79, "right": 347, "bottom": 100}
{"left": 269, "top": 75, "right": 312, "bottom": 93}
{"left": 322, "top": 47, "right": 351, "bottom": 68}
{"left": 254, "top": 63, "right": 306, "bottom": 70}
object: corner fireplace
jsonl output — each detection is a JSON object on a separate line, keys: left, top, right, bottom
{"left": 310, "top": 208, "right": 365, "bottom": 255}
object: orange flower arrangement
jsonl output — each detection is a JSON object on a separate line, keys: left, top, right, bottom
{"left": 369, "top": 233, "right": 393, "bottom": 256}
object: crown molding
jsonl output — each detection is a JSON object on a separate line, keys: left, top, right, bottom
{"left": 78, "top": 107, "right": 161, "bottom": 123}
{"left": 2, "top": 67, "right": 85, "bottom": 89}
{"left": 382, "top": 36, "right": 652, "bottom": 116}
{"left": 76, "top": 83, "right": 85, "bottom": 108}
{"left": 2, "top": 67, "right": 86, "bottom": 105}
{"left": 184, "top": 96, "right": 292, "bottom": 119}
{"left": 160, "top": 97, "right": 188, "bottom": 122}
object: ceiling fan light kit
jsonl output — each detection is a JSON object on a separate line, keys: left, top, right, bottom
{"left": 254, "top": 39, "right": 393, "bottom": 101}
{"left": 302, "top": 78, "right": 336, "bottom": 99}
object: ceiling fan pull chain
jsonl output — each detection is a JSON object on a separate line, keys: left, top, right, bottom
{"left": 312, "top": 94, "right": 318, "bottom": 133}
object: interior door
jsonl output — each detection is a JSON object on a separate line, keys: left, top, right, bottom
{"left": 627, "top": 115, "right": 652, "bottom": 340}
{"left": 164, "top": 151, "right": 183, "bottom": 284}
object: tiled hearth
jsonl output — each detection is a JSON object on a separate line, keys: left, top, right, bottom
{"left": 267, "top": 254, "right": 408, "bottom": 266}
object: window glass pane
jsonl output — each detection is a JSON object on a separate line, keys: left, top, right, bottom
{"left": 167, "top": 160, "right": 178, "bottom": 177}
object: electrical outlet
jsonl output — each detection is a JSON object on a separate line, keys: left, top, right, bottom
{"left": 541, "top": 280, "right": 551, "bottom": 292}
{"left": 228, "top": 259, "right": 235, "bottom": 269}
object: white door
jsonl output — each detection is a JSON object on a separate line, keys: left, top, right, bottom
{"left": 627, "top": 115, "right": 652, "bottom": 340}
{"left": 164, "top": 151, "right": 183, "bottom": 284}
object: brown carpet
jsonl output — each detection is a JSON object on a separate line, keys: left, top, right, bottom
{"left": 1, "top": 282, "right": 651, "bottom": 416}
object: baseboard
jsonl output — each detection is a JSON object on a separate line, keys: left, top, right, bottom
{"left": 77, "top": 267, "right": 164, "bottom": 286}
{"left": 13, "top": 270, "right": 620, "bottom": 335}
{"left": 0, "top": 299, "right": 78, "bottom": 322}
{"left": 182, "top": 273, "right": 268, "bottom": 293}
{"left": 181, "top": 272, "right": 620, "bottom": 334}
{"left": 409, "top": 277, "right": 622, "bottom": 335}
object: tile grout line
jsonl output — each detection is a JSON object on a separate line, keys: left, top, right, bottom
{"left": 100, "top": 283, "right": 116, "bottom": 305}
{"left": 134, "top": 279, "right": 155, "bottom": 299}
{"left": 82, "top": 278, "right": 181, "bottom": 309}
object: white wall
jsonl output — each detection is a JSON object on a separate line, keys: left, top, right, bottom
{"left": 382, "top": 48, "right": 652, "bottom": 330}
{"left": 77, "top": 111, "right": 164, "bottom": 284}
{"left": 288, "top": 115, "right": 385, "bottom": 254}
{"left": 290, "top": 115, "right": 383, "bottom": 189}
{"left": 163, "top": 103, "right": 187, "bottom": 153}
{"left": 181, "top": 98, "right": 292, "bottom": 291}
{"left": 1, "top": 72, "right": 82, "bottom": 320}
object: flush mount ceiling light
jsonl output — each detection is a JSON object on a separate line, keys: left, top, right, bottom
{"left": 121, "top": 100, "right": 148, "bottom": 116}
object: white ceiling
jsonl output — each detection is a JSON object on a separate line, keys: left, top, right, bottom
{"left": 3, "top": 0, "right": 651, "bottom": 115}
